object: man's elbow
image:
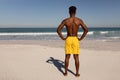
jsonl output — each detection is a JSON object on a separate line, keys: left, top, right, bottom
{"left": 86, "top": 29, "right": 88, "bottom": 33}
{"left": 85, "top": 28, "right": 88, "bottom": 33}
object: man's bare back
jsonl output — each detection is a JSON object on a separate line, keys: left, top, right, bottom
{"left": 63, "top": 17, "right": 82, "bottom": 36}
{"left": 57, "top": 16, "right": 87, "bottom": 41}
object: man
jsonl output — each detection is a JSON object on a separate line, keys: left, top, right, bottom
{"left": 57, "top": 6, "right": 88, "bottom": 77}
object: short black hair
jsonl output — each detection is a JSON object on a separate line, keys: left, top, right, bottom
{"left": 69, "top": 6, "right": 76, "bottom": 14}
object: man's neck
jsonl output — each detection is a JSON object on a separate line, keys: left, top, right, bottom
{"left": 70, "top": 14, "right": 75, "bottom": 18}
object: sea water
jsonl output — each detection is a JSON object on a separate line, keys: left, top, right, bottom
{"left": 0, "top": 27, "right": 119, "bottom": 41}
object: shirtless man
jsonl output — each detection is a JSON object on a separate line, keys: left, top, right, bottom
{"left": 57, "top": 6, "right": 88, "bottom": 77}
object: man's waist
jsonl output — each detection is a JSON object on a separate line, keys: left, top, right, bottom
{"left": 67, "top": 35, "right": 77, "bottom": 37}
{"left": 67, "top": 33, "right": 77, "bottom": 36}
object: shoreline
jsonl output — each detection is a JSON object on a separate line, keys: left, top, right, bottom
{"left": 0, "top": 39, "right": 119, "bottom": 51}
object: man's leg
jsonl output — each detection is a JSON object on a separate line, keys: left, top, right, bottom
{"left": 64, "top": 54, "right": 71, "bottom": 76}
{"left": 73, "top": 54, "right": 80, "bottom": 77}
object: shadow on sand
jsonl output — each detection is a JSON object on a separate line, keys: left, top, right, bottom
{"left": 46, "top": 57, "right": 75, "bottom": 76}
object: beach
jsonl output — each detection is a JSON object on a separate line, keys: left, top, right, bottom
{"left": 0, "top": 40, "right": 120, "bottom": 80}
{"left": 1, "top": 0, "right": 120, "bottom": 79}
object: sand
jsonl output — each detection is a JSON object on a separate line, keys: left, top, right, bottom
{"left": 0, "top": 40, "right": 120, "bottom": 80}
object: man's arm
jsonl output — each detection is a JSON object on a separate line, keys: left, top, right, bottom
{"left": 79, "top": 20, "right": 88, "bottom": 41}
{"left": 56, "top": 20, "right": 66, "bottom": 40}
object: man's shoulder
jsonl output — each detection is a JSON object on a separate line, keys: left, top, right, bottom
{"left": 75, "top": 17, "right": 82, "bottom": 21}
{"left": 61, "top": 18, "right": 70, "bottom": 23}
{"left": 63, "top": 18, "right": 70, "bottom": 21}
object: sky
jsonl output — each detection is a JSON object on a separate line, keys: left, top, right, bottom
{"left": 0, "top": 0, "right": 120, "bottom": 28}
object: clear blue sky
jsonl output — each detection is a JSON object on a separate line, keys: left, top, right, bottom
{"left": 0, "top": 0, "right": 120, "bottom": 28}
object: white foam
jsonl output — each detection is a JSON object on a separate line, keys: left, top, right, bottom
{"left": 100, "top": 31, "right": 108, "bottom": 34}
{"left": 87, "top": 31, "right": 94, "bottom": 35}
{"left": 0, "top": 32, "right": 57, "bottom": 36}
{"left": 0, "top": 31, "right": 94, "bottom": 36}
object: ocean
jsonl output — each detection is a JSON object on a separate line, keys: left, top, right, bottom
{"left": 0, "top": 27, "right": 120, "bottom": 41}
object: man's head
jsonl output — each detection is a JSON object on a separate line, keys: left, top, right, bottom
{"left": 69, "top": 6, "right": 76, "bottom": 15}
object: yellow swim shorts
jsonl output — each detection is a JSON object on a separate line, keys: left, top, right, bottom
{"left": 65, "top": 36, "right": 80, "bottom": 54}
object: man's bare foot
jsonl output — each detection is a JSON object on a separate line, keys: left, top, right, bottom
{"left": 75, "top": 74, "right": 80, "bottom": 77}
{"left": 64, "top": 73, "right": 68, "bottom": 76}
